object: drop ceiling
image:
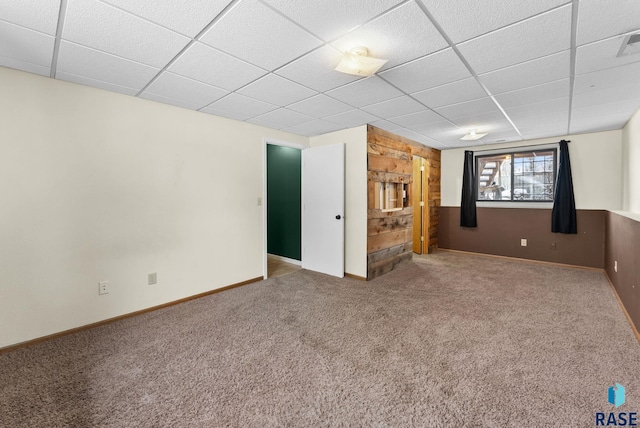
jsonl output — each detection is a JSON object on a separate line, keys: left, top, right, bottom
{"left": 1, "top": 0, "right": 640, "bottom": 149}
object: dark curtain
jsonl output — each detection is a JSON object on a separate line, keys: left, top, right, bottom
{"left": 551, "top": 140, "right": 577, "bottom": 234}
{"left": 460, "top": 150, "right": 477, "bottom": 227}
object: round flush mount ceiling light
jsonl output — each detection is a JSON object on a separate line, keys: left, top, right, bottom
{"left": 460, "top": 129, "right": 488, "bottom": 141}
{"left": 335, "top": 46, "right": 388, "bottom": 77}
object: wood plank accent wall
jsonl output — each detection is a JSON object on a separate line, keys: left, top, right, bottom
{"left": 367, "top": 125, "right": 441, "bottom": 280}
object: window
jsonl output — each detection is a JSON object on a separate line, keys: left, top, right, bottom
{"left": 476, "top": 148, "right": 557, "bottom": 202}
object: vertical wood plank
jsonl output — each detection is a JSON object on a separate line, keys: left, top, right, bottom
{"left": 412, "top": 156, "right": 422, "bottom": 254}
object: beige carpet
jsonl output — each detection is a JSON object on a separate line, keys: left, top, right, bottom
{"left": 1, "top": 251, "right": 639, "bottom": 427}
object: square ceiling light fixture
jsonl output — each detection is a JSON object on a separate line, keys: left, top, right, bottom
{"left": 335, "top": 47, "right": 388, "bottom": 77}
{"left": 460, "top": 130, "right": 488, "bottom": 141}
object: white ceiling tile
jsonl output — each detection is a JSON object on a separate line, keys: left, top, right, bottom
{"left": 283, "top": 119, "right": 345, "bottom": 136}
{"left": 200, "top": 109, "right": 251, "bottom": 122}
{"left": 331, "top": 1, "right": 448, "bottom": 71}
{"left": 409, "top": 120, "right": 459, "bottom": 135}
{"left": 247, "top": 117, "right": 284, "bottom": 129}
{"left": 275, "top": 45, "right": 361, "bottom": 92}
{"left": 370, "top": 119, "right": 402, "bottom": 131}
{"left": 62, "top": 0, "right": 190, "bottom": 68}
{"left": 168, "top": 42, "right": 265, "bottom": 92}
{"left": 325, "top": 76, "right": 403, "bottom": 107}
{"left": 237, "top": 74, "right": 317, "bottom": 106}
{"left": 575, "top": 35, "right": 640, "bottom": 75}
{"left": 0, "top": 55, "right": 50, "bottom": 76}
{"left": 478, "top": 50, "right": 570, "bottom": 94}
{"left": 446, "top": 111, "right": 512, "bottom": 131}
{"left": 287, "top": 94, "right": 352, "bottom": 118}
{"left": 571, "top": 99, "right": 640, "bottom": 133}
{"left": 57, "top": 41, "right": 159, "bottom": 90}
{"left": 426, "top": 129, "right": 472, "bottom": 145}
{"left": 519, "top": 129, "right": 567, "bottom": 141}
{"left": 505, "top": 97, "right": 569, "bottom": 122}
{"left": 419, "top": 0, "right": 567, "bottom": 44}
{"left": 0, "top": 20, "right": 54, "bottom": 67}
{"left": 428, "top": 131, "right": 479, "bottom": 146}
{"left": 572, "top": 82, "right": 640, "bottom": 109}
{"left": 250, "top": 108, "right": 315, "bottom": 128}
{"left": 435, "top": 97, "right": 498, "bottom": 120}
{"left": 421, "top": 140, "right": 449, "bottom": 150}
{"left": 200, "top": 0, "right": 322, "bottom": 71}
{"left": 479, "top": 130, "right": 524, "bottom": 145}
{"left": 457, "top": 5, "right": 571, "bottom": 74}
{"left": 574, "top": 62, "right": 640, "bottom": 94}
{"left": 361, "top": 96, "right": 425, "bottom": 118}
{"left": 142, "top": 72, "right": 228, "bottom": 110}
{"left": 389, "top": 128, "right": 443, "bottom": 148}
{"left": 507, "top": 97, "right": 569, "bottom": 139}
{"left": 576, "top": 0, "right": 640, "bottom": 46}
{"left": 139, "top": 92, "right": 208, "bottom": 111}
{"left": 0, "top": 0, "right": 60, "bottom": 35}
{"left": 263, "top": 0, "right": 404, "bottom": 41}
{"left": 324, "top": 109, "right": 379, "bottom": 127}
{"left": 495, "top": 79, "right": 570, "bottom": 108}
{"left": 100, "top": 0, "right": 230, "bottom": 37}
{"left": 388, "top": 110, "right": 443, "bottom": 128}
{"left": 56, "top": 71, "right": 138, "bottom": 95}
{"left": 201, "top": 93, "right": 278, "bottom": 120}
{"left": 516, "top": 118, "right": 568, "bottom": 131}
{"left": 412, "top": 78, "right": 487, "bottom": 109}
{"left": 379, "top": 48, "right": 471, "bottom": 94}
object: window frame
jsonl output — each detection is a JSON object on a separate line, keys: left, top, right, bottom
{"left": 474, "top": 146, "right": 558, "bottom": 203}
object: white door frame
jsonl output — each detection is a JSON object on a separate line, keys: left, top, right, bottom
{"left": 262, "top": 138, "right": 306, "bottom": 279}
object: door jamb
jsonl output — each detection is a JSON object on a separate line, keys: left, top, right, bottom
{"left": 262, "top": 138, "right": 306, "bottom": 279}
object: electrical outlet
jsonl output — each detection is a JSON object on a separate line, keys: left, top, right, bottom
{"left": 98, "top": 281, "right": 110, "bottom": 295}
{"left": 521, "top": 239, "right": 527, "bottom": 247}
{"left": 550, "top": 242, "right": 556, "bottom": 250}
{"left": 257, "top": 197, "right": 262, "bottom": 206}
{"left": 614, "top": 261, "right": 618, "bottom": 272}
{"left": 148, "top": 273, "right": 157, "bottom": 285}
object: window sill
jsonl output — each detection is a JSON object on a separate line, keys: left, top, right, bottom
{"left": 476, "top": 201, "right": 554, "bottom": 209}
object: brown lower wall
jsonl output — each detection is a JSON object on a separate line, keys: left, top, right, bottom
{"left": 605, "top": 212, "right": 640, "bottom": 333}
{"left": 438, "top": 207, "right": 605, "bottom": 268}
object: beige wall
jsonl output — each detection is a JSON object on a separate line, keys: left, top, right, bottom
{"left": 0, "top": 67, "right": 308, "bottom": 348}
{"left": 441, "top": 130, "right": 623, "bottom": 210}
{"left": 622, "top": 107, "right": 640, "bottom": 214}
{"left": 310, "top": 127, "right": 368, "bottom": 278}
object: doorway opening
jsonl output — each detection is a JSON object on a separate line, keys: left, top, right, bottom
{"left": 263, "top": 140, "right": 304, "bottom": 279}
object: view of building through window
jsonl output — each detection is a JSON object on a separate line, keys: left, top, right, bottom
{"left": 476, "top": 149, "right": 556, "bottom": 201}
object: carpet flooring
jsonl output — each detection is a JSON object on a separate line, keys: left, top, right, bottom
{"left": 1, "top": 251, "right": 639, "bottom": 427}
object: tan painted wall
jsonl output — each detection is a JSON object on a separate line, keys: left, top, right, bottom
{"left": 0, "top": 67, "right": 309, "bottom": 348}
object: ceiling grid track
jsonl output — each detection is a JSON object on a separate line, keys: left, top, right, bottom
{"left": 49, "top": 0, "right": 68, "bottom": 79}
{"left": 135, "top": 0, "right": 244, "bottom": 96}
{"left": 0, "top": 0, "right": 631, "bottom": 147}
{"left": 414, "top": 0, "right": 524, "bottom": 139}
{"left": 197, "top": 0, "right": 416, "bottom": 114}
{"left": 566, "top": 0, "right": 581, "bottom": 135}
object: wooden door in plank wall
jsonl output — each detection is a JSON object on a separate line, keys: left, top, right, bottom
{"left": 412, "top": 156, "right": 429, "bottom": 254}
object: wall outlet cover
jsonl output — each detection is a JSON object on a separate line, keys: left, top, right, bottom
{"left": 148, "top": 272, "right": 157, "bottom": 285}
{"left": 98, "top": 281, "right": 110, "bottom": 295}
